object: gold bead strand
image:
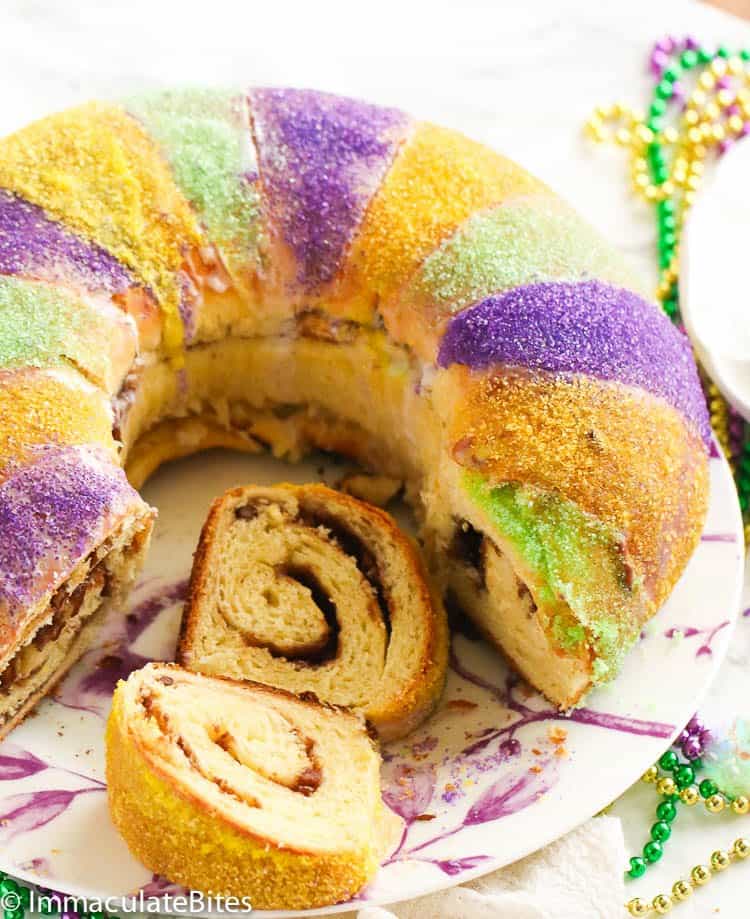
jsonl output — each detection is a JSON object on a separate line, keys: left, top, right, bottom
{"left": 626, "top": 838, "right": 750, "bottom": 916}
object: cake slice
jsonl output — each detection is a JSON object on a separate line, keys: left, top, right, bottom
{"left": 106, "top": 663, "right": 391, "bottom": 909}
{"left": 178, "top": 483, "right": 448, "bottom": 740}
{"left": 0, "top": 446, "right": 154, "bottom": 737}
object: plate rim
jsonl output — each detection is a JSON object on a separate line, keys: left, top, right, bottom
{"left": 0, "top": 446, "right": 743, "bottom": 918}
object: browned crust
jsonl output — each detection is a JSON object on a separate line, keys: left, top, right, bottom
{"left": 177, "top": 492, "right": 225, "bottom": 662}
{"left": 178, "top": 483, "right": 448, "bottom": 741}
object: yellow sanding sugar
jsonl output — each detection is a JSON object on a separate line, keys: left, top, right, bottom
{"left": 0, "top": 368, "right": 116, "bottom": 478}
{"left": 0, "top": 102, "right": 204, "bottom": 358}
{"left": 444, "top": 365, "right": 708, "bottom": 600}
{"left": 340, "top": 122, "right": 545, "bottom": 305}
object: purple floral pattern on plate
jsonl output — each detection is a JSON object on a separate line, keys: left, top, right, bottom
{"left": 0, "top": 436, "right": 741, "bottom": 913}
{"left": 0, "top": 746, "right": 48, "bottom": 781}
{"left": 374, "top": 634, "right": 673, "bottom": 882}
{"left": 138, "top": 875, "right": 189, "bottom": 898}
{"left": 0, "top": 583, "right": 184, "bottom": 871}
{"left": 665, "top": 620, "right": 731, "bottom": 657}
{"left": 53, "top": 579, "right": 188, "bottom": 717}
{"left": 0, "top": 745, "right": 104, "bottom": 852}
{"left": 0, "top": 788, "right": 101, "bottom": 844}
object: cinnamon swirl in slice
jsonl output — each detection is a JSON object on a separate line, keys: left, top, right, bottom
{"left": 106, "top": 663, "right": 391, "bottom": 909}
{"left": 178, "top": 483, "right": 448, "bottom": 740}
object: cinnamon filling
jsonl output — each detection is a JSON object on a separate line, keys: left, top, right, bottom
{"left": 450, "top": 518, "right": 485, "bottom": 585}
{"left": 0, "top": 566, "right": 109, "bottom": 698}
{"left": 288, "top": 732, "right": 323, "bottom": 795}
{"left": 293, "top": 309, "right": 360, "bottom": 344}
{"left": 297, "top": 504, "right": 392, "bottom": 637}
{"left": 112, "top": 360, "right": 143, "bottom": 444}
{"left": 0, "top": 525, "right": 148, "bottom": 715}
{"left": 140, "top": 687, "right": 322, "bottom": 801}
{"left": 445, "top": 529, "right": 539, "bottom": 632}
{"left": 34, "top": 567, "right": 108, "bottom": 652}
{"left": 444, "top": 589, "right": 483, "bottom": 641}
{"left": 140, "top": 691, "right": 259, "bottom": 806}
{"left": 234, "top": 498, "right": 275, "bottom": 521}
{"left": 269, "top": 565, "right": 340, "bottom": 663}
{"left": 231, "top": 498, "right": 393, "bottom": 665}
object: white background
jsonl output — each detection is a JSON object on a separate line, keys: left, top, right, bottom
{"left": 2, "top": 0, "right": 750, "bottom": 914}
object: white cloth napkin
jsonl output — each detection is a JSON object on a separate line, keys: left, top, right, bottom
{"left": 356, "top": 816, "right": 626, "bottom": 919}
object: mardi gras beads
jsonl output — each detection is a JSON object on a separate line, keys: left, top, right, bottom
{"left": 629, "top": 732, "right": 708, "bottom": 878}
{"left": 626, "top": 837, "right": 750, "bottom": 916}
{"left": 585, "top": 34, "right": 750, "bottom": 519}
{"left": 627, "top": 710, "right": 750, "bottom": 913}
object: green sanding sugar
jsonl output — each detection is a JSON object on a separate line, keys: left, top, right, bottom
{"left": 462, "top": 470, "right": 641, "bottom": 683}
{"left": 552, "top": 617, "right": 587, "bottom": 651}
{"left": 124, "top": 89, "right": 263, "bottom": 273}
{"left": 0, "top": 275, "right": 98, "bottom": 372}
{"left": 408, "top": 195, "right": 644, "bottom": 312}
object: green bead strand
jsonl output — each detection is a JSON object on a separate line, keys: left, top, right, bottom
{"left": 650, "top": 99, "right": 667, "bottom": 117}
{"left": 656, "top": 800, "right": 677, "bottom": 822}
{"left": 674, "top": 764, "right": 695, "bottom": 789}
{"left": 651, "top": 820, "right": 672, "bottom": 842}
{"left": 596, "top": 39, "right": 750, "bottom": 898}
{"left": 659, "top": 750, "right": 679, "bottom": 771}
{"left": 628, "top": 856, "right": 647, "bottom": 879}
{"left": 625, "top": 742, "right": 711, "bottom": 880}
{"left": 38, "top": 896, "right": 58, "bottom": 917}
{"left": 644, "top": 839, "right": 664, "bottom": 864}
{"left": 737, "top": 431, "right": 750, "bottom": 528}
{"left": 680, "top": 49, "right": 698, "bottom": 68}
{"left": 640, "top": 41, "right": 750, "bottom": 536}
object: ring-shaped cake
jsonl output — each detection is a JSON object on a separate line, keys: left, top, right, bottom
{"left": 0, "top": 87, "right": 710, "bottom": 733}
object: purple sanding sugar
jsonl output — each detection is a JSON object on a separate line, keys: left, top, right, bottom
{"left": 0, "top": 446, "right": 140, "bottom": 617}
{"left": 438, "top": 280, "right": 711, "bottom": 448}
{"left": 0, "top": 189, "right": 133, "bottom": 293}
{"left": 249, "top": 88, "right": 411, "bottom": 291}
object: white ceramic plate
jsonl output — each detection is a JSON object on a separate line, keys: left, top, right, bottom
{"left": 681, "top": 139, "right": 750, "bottom": 419}
{"left": 0, "top": 446, "right": 743, "bottom": 917}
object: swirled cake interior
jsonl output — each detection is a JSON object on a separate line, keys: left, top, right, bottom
{"left": 106, "top": 663, "right": 390, "bottom": 909}
{"left": 179, "top": 483, "right": 448, "bottom": 741}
